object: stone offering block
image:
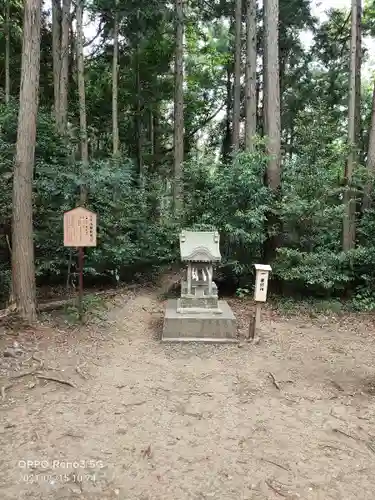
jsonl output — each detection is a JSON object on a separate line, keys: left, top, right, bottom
{"left": 162, "top": 299, "right": 237, "bottom": 343}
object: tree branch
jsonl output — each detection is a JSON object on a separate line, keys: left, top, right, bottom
{"left": 165, "top": 103, "right": 226, "bottom": 153}
{"left": 84, "top": 21, "right": 104, "bottom": 48}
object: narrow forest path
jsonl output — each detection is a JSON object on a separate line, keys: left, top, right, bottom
{"left": 1, "top": 284, "right": 375, "bottom": 500}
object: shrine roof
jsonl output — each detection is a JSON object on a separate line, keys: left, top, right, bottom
{"left": 179, "top": 230, "right": 221, "bottom": 262}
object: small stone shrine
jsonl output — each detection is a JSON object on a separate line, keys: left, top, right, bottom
{"left": 162, "top": 230, "right": 237, "bottom": 342}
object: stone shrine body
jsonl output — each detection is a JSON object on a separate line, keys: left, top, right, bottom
{"left": 162, "top": 230, "right": 237, "bottom": 342}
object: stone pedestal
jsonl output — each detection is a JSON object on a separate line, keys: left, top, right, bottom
{"left": 162, "top": 299, "right": 237, "bottom": 343}
{"left": 162, "top": 231, "right": 237, "bottom": 343}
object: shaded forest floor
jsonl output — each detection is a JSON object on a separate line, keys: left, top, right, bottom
{"left": 1, "top": 278, "right": 375, "bottom": 500}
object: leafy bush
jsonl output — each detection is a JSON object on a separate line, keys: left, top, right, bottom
{"left": 274, "top": 248, "right": 352, "bottom": 293}
{"left": 0, "top": 103, "right": 179, "bottom": 300}
{"left": 1, "top": 101, "right": 375, "bottom": 309}
{"left": 274, "top": 128, "right": 354, "bottom": 294}
{"left": 183, "top": 148, "right": 271, "bottom": 284}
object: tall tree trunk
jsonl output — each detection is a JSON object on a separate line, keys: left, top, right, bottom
{"left": 264, "top": 0, "right": 281, "bottom": 190}
{"left": 149, "top": 109, "right": 154, "bottom": 157}
{"left": 69, "top": 21, "right": 76, "bottom": 87}
{"left": 5, "top": 0, "right": 10, "bottom": 103}
{"left": 289, "top": 123, "right": 294, "bottom": 160}
{"left": 355, "top": 0, "right": 362, "bottom": 147}
{"left": 52, "top": 0, "right": 61, "bottom": 122}
{"left": 363, "top": 79, "right": 375, "bottom": 210}
{"left": 245, "top": 0, "right": 256, "bottom": 151}
{"left": 153, "top": 112, "right": 161, "bottom": 165}
{"left": 232, "top": 0, "right": 242, "bottom": 152}
{"left": 59, "top": 0, "right": 70, "bottom": 133}
{"left": 11, "top": 0, "right": 42, "bottom": 323}
{"left": 256, "top": 74, "right": 260, "bottom": 132}
{"left": 136, "top": 9, "right": 143, "bottom": 178}
{"left": 263, "top": 0, "right": 281, "bottom": 262}
{"left": 68, "top": 22, "right": 77, "bottom": 162}
{"left": 76, "top": 0, "right": 88, "bottom": 205}
{"left": 279, "top": 47, "right": 288, "bottom": 104}
{"left": 343, "top": 0, "right": 359, "bottom": 251}
{"left": 221, "top": 62, "right": 232, "bottom": 162}
{"left": 136, "top": 67, "right": 143, "bottom": 178}
{"left": 112, "top": 6, "right": 119, "bottom": 157}
{"left": 173, "top": 0, "right": 184, "bottom": 213}
{"left": 262, "top": 21, "right": 268, "bottom": 138}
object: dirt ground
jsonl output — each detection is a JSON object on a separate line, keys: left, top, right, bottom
{"left": 1, "top": 282, "right": 375, "bottom": 500}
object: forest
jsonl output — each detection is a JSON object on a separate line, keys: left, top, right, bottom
{"left": 2, "top": 3, "right": 375, "bottom": 498}
{"left": 0, "top": 0, "right": 375, "bottom": 322}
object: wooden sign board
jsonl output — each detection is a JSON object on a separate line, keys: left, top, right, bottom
{"left": 63, "top": 207, "right": 97, "bottom": 247}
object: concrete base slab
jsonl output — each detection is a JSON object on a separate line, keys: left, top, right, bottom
{"left": 162, "top": 299, "right": 238, "bottom": 343}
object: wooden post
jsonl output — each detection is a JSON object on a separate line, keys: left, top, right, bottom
{"left": 78, "top": 246, "right": 84, "bottom": 322}
{"left": 255, "top": 302, "right": 261, "bottom": 335}
{"left": 248, "top": 302, "right": 261, "bottom": 340}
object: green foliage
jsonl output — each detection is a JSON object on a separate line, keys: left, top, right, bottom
{"left": 62, "top": 294, "right": 108, "bottom": 325}
{"left": 183, "top": 147, "right": 271, "bottom": 282}
{"left": 274, "top": 296, "right": 345, "bottom": 317}
{"left": 0, "top": 103, "right": 178, "bottom": 301}
{"left": 2, "top": 92, "right": 375, "bottom": 307}
{"left": 235, "top": 287, "right": 252, "bottom": 298}
{"left": 274, "top": 248, "right": 352, "bottom": 291}
{"left": 1, "top": 0, "right": 375, "bottom": 315}
{"left": 352, "top": 285, "right": 375, "bottom": 312}
{"left": 274, "top": 128, "right": 351, "bottom": 292}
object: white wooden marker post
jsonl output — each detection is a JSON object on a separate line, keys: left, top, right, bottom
{"left": 249, "top": 264, "right": 272, "bottom": 340}
{"left": 63, "top": 207, "right": 97, "bottom": 321}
